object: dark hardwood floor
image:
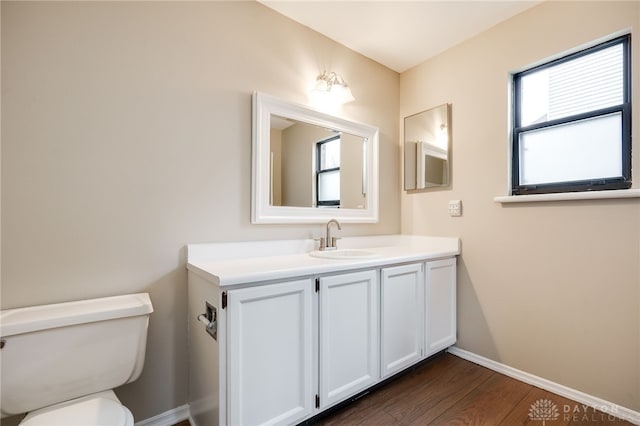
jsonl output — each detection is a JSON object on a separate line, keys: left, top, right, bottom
{"left": 174, "top": 353, "right": 634, "bottom": 425}
{"left": 312, "top": 353, "right": 633, "bottom": 425}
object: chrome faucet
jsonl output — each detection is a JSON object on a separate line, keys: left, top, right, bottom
{"left": 321, "top": 219, "right": 342, "bottom": 251}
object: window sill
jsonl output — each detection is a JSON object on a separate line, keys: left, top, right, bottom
{"left": 494, "top": 189, "right": 640, "bottom": 204}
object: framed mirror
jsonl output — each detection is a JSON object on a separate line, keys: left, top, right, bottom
{"left": 404, "top": 104, "right": 451, "bottom": 190}
{"left": 252, "top": 92, "right": 379, "bottom": 224}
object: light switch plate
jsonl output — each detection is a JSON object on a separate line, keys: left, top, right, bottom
{"left": 448, "top": 200, "right": 462, "bottom": 217}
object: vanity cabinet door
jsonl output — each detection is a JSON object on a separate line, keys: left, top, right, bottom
{"left": 381, "top": 263, "right": 424, "bottom": 378}
{"left": 425, "top": 258, "right": 457, "bottom": 357}
{"left": 319, "top": 270, "right": 379, "bottom": 409}
{"left": 226, "top": 279, "right": 315, "bottom": 426}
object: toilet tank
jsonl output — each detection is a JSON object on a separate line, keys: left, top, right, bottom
{"left": 0, "top": 293, "right": 153, "bottom": 418}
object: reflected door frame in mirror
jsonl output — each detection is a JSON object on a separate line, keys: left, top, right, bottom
{"left": 252, "top": 92, "right": 379, "bottom": 224}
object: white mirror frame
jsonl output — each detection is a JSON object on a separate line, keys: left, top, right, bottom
{"left": 252, "top": 92, "right": 379, "bottom": 224}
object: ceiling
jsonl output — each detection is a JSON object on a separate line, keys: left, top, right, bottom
{"left": 259, "top": 1, "right": 541, "bottom": 73}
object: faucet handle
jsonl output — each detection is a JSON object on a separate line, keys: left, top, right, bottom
{"left": 314, "top": 237, "right": 327, "bottom": 251}
{"left": 330, "top": 237, "right": 341, "bottom": 249}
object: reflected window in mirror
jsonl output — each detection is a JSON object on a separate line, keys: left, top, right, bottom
{"left": 317, "top": 136, "right": 341, "bottom": 207}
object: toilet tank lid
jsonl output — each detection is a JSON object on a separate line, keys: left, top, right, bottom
{"left": 0, "top": 293, "right": 153, "bottom": 337}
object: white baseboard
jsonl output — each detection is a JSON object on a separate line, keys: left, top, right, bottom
{"left": 134, "top": 404, "right": 190, "bottom": 426}
{"left": 447, "top": 346, "right": 640, "bottom": 425}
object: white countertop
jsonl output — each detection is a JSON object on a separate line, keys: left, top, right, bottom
{"left": 187, "top": 235, "right": 460, "bottom": 288}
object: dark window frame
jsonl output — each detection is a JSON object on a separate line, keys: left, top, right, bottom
{"left": 316, "top": 135, "right": 341, "bottom": 207}
{"left": 511, "top": 34, "right": 632, "bottom": 196}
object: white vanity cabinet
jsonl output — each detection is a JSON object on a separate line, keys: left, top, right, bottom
{"left": 380, "top": 263, "right": 424, "bottom": 378}
{"left": 226, "top": 279, "right": 315, "bottom": 426}
{"left": 319, "top": 270, "right": 379, "bottom": 408}
{"left": 186, "top": 235, "right": 460, "bottom": 426}
{"left": 424, "top": 257, "right": 457, "bottom": 356}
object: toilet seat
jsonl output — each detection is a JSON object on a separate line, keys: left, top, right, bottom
{"left": 20, "top": 390, "right": 134, "bottom": 426}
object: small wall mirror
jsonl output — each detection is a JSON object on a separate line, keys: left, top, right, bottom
{"left": 404, "top": 104, "right": 452, "bottom": 190}
{"left": 252, "top": 92, "right": 379, "bottom": 224}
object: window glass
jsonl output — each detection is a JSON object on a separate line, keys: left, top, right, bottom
{"left": 320, "top": 138, "right": 340, "bottom": 170}
{"left": 318, "top": 170, "right": 340, "bottom": 202}
{"left": 519, "top": 113, "right": 622, "bottom": 185}
{"left": 317, "top": 136, "right": 341, "bottom": 206}
{"left": 520, "top": 43, "right": 624, "bottom": 127}
{"left": 512, "top": 34, "right": 631, "bottom": 195}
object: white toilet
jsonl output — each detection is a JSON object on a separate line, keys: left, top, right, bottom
{"left": 0, "top": 293, "right": 153, "bottom": 425}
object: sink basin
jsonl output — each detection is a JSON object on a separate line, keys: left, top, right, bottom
{"left": 309, "top": 249, "right": 381, "bottom": 260}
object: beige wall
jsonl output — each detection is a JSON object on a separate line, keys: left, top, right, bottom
{"left": 280, "top": 121, "right": 328, "bottom": 207}
{"left": 1, "top": 1, "right": 399, "bottom": 422}
{"left": 340, "top": 133, "right": 366, "bottom": 209}
{"left": 401, "top": 1, "right": 639, "bottom": 411}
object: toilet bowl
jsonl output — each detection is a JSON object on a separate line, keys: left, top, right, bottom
{"left": 0, "top": 293, "right": 153, "bottom": 425}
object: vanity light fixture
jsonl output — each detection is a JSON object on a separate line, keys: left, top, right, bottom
{"left": 310, "top": 70, "right": 355, "bottom": 105}
{"left": 436, "top": 122, "right": 449, "bottom": 149}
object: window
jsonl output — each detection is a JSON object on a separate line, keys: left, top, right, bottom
{"left": 316, "top": 136, "right": 341, "bottom": 206}
{"left": 511, "top": 34, "right": 631, "bottom": 195}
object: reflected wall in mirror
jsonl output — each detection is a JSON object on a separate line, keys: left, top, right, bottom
{"left": 404, "top": 104, "right": 452, "bottom": 191}
{"left": 252, "top": 92, "right": 379, "bottom": 224}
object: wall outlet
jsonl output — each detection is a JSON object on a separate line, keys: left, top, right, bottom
{"left": 448, "top": 200, "right": 462, "bottom": 217}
